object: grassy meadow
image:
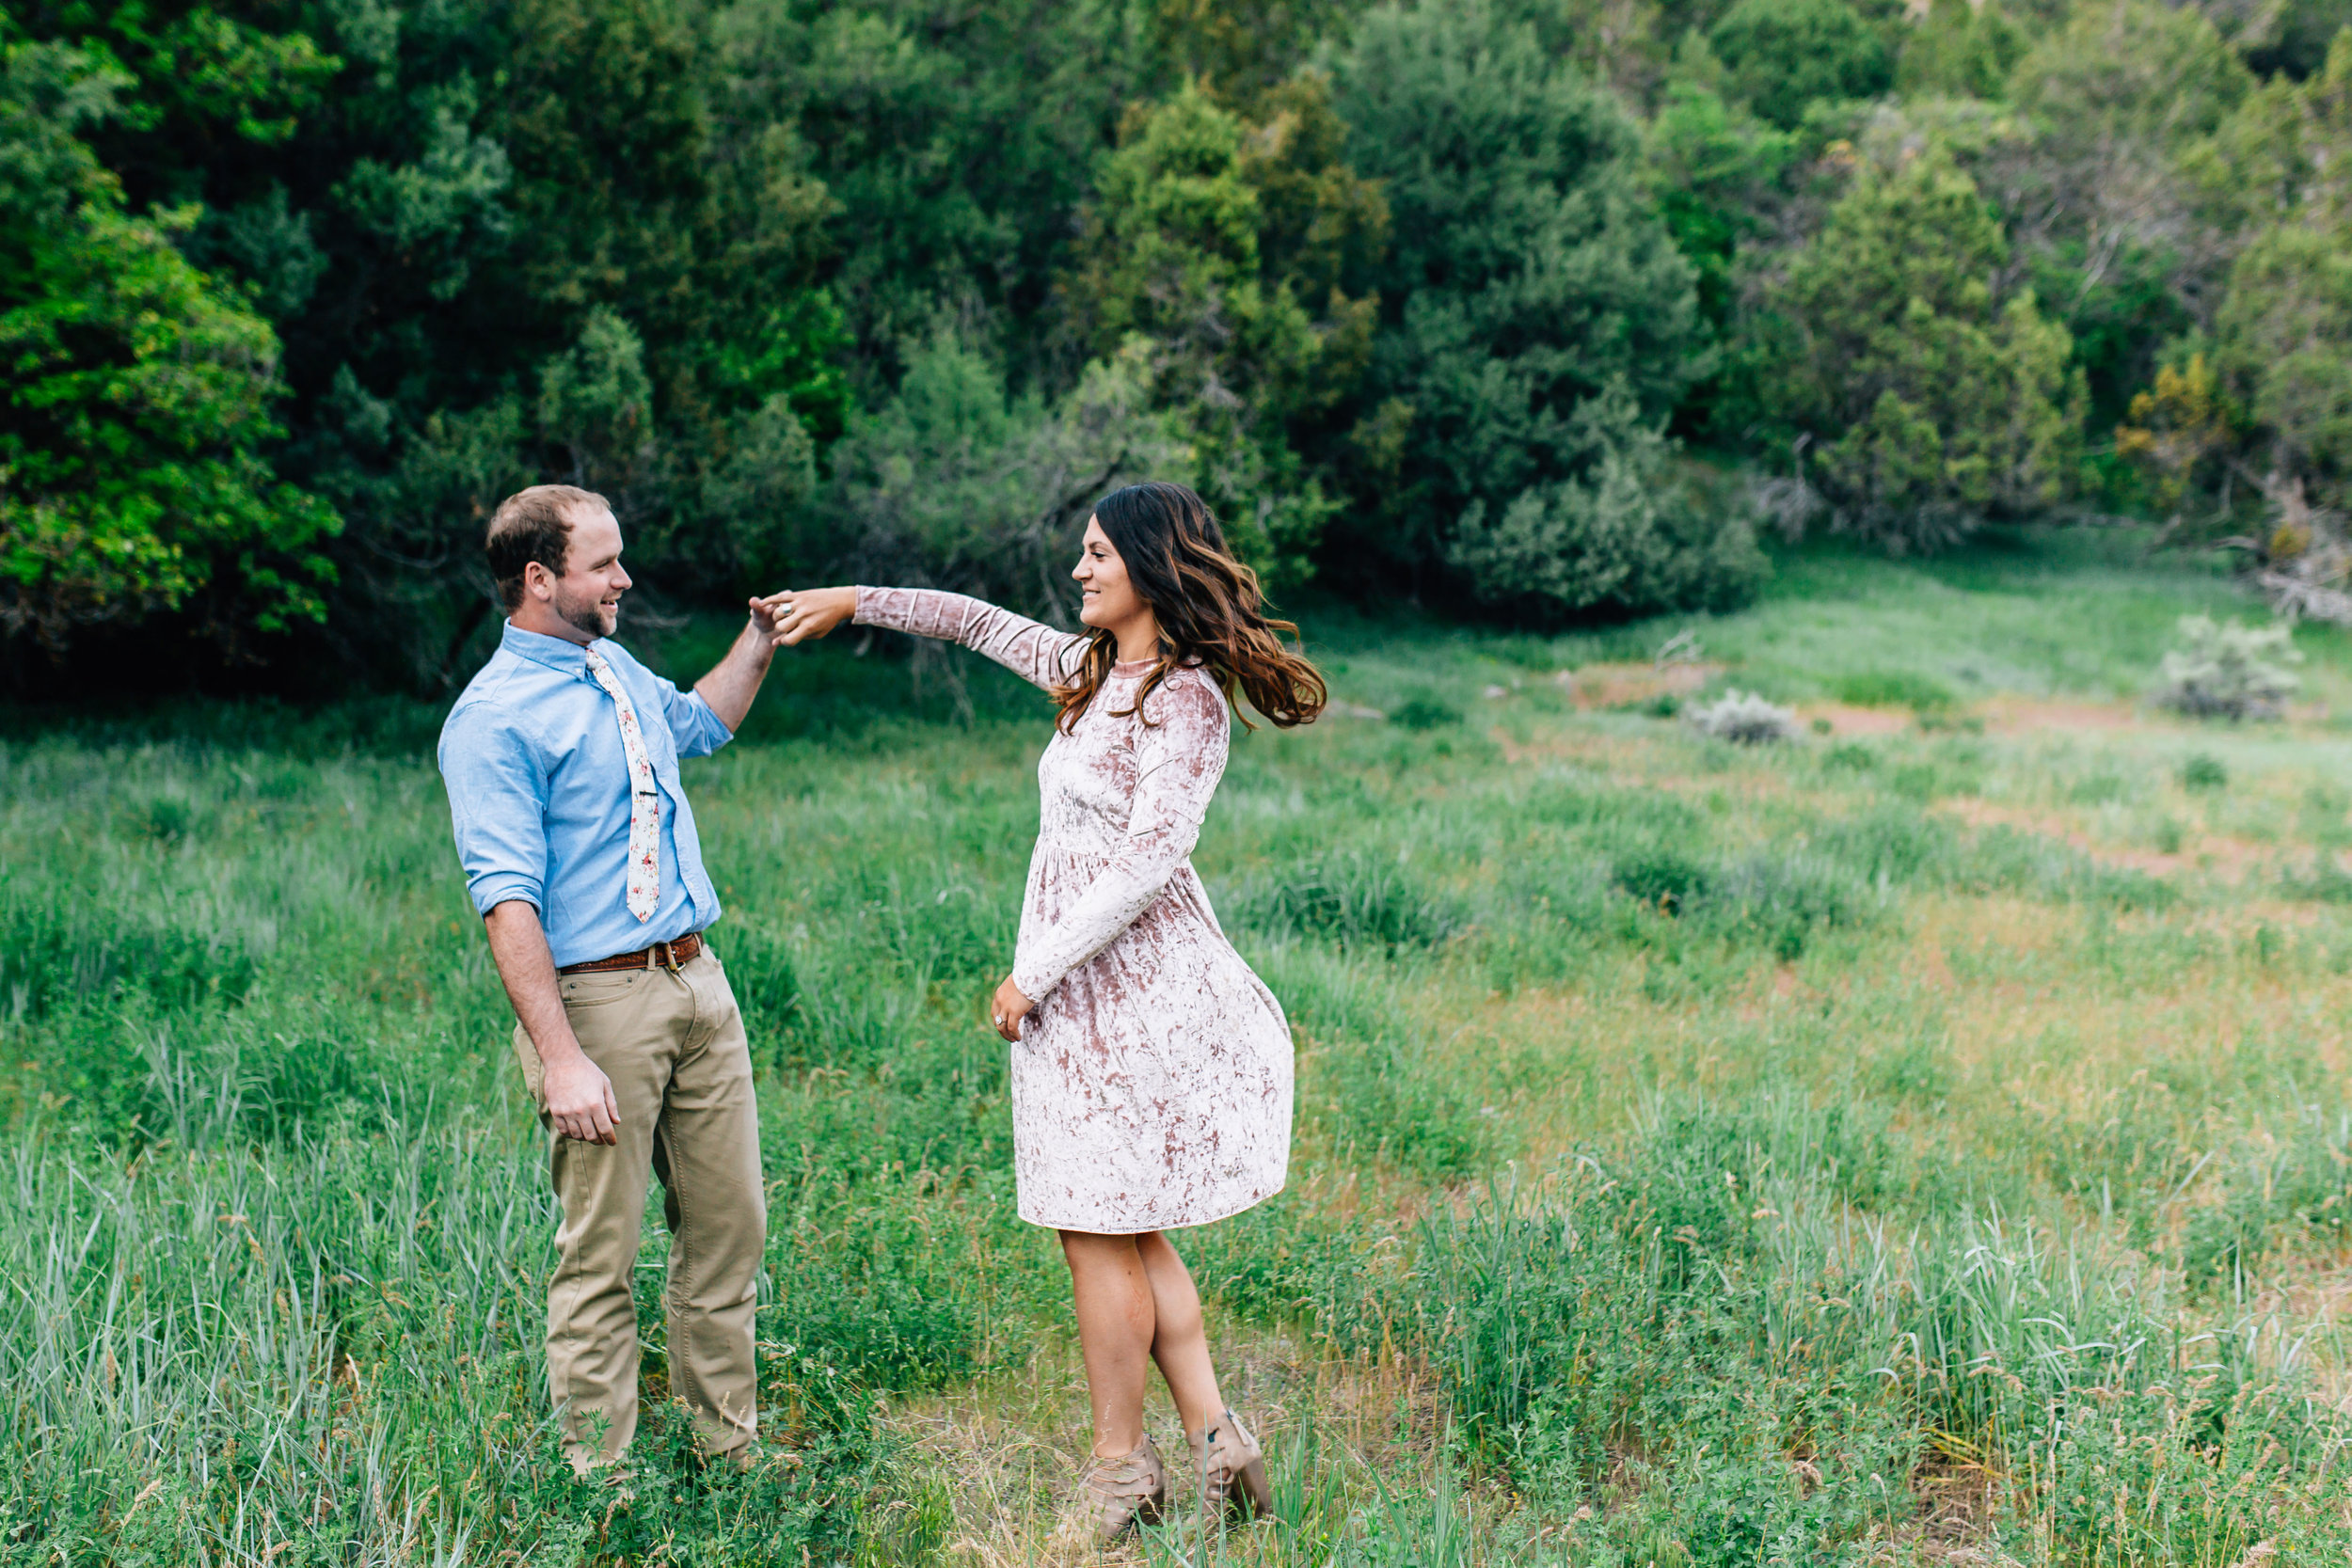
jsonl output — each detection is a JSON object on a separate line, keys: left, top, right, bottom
{"left": 12, "top": 532, "right": 2352, "bottom": 1564}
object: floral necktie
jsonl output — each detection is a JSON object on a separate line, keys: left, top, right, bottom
{"left": 582, "top": 646, "right": 660, "bottom": 923}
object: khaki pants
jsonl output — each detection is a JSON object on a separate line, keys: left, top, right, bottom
{"left": 512, "top": 948, "right": 766, "bottom": 1470}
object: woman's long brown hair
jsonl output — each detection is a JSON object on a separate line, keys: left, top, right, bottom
{"left": 1054, "top": 483, "right": 1327, "bottom": 734}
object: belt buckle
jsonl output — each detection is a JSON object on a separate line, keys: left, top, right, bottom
{"left": 659, "top": 938, "right": 682, "bottom": 975}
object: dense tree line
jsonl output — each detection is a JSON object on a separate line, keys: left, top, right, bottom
{"left": 2, "top": 0, "right": 2348, "bottom": 688}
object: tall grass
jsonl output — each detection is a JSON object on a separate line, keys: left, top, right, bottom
{"left": 9, "top": 539, "right": 2352, "bottom": 1561}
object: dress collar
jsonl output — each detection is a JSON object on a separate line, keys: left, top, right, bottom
{"left": 501, "top": 621, "right": 601, "bottom": 677}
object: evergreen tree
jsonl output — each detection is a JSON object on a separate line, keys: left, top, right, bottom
{"left": 1708, "top": 0, "right": 1892, "bottom": 129}
{"left": 1761, "top": 146, "right": 2084, "bottom": 549}
{"left": 1333, "top": 0, "right": 1757, "bottom": 617}
{"left": 1058, "top": 77, "right": 1386, "bottom": 583}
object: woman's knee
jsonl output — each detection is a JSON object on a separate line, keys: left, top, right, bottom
{"left": 1059, "top": 1228, "right": 1144, "bottom": 1274}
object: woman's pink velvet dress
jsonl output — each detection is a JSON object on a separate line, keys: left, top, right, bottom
{"left": 855, "top": 587, "right": 1295, "bottom": 1234}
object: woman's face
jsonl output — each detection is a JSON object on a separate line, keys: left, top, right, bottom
{"left": 1073, "top": 515, "right": 1147, "bottom": 631}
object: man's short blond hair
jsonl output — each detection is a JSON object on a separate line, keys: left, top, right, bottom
{"left": 487, "top": 484, "right": 608, "bottom": 610}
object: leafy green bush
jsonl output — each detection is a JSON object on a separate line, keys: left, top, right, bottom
{"left": 1444, "top": 410, "right": 1770, "bottom": 619}
{"left": 1390, "top": 697, "right": 1461, "bottom": 730}
{"left": 818, "top": 330, "right": 1184, "bottom": 624}
{"left": 1896, "top": 0, "right": 2026, "bottom": 99}
{"left": 1704, "top": 851, "right": 1866, "bottom": 958}
{"left": 0, "top": 41, "right": 338, "bottom": 650}
{"left": 2181, "top": 751, "right": 2229, "bottom": 790}
{"left": 1060, "top": 78, "right": 1386, "bottom": 582}
{"left": 1613, "top": 844, "right": 1712, "bottom": 913}
{"left": 2216, "top": 218, "right": 2352, "bottom": 509}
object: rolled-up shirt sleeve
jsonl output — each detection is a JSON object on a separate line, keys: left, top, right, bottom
{"left": 438, "top": 703, "right": 550, "bottom": 917}
{"left": 655, "top": 678, "right": 734, "bottom": 759}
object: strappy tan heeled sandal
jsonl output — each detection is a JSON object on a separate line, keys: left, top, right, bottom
{"left": 1071, "top": 1433, "right": 1168, "bottom": 1544}
{"left": 1190, "top": 1408, "right": 1272, "bottom": 1522}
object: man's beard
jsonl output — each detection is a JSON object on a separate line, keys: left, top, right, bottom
{"left": 555, "top": 587, "right": 617, "bottom": 640}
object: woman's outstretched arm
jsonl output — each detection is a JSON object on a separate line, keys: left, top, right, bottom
{"left": 767, "top": 586, "right": 1085, "bottom": 692}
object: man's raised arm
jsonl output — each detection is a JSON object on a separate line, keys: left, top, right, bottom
{"left": 691, "top": 599, "right": 784, "bottom": 733}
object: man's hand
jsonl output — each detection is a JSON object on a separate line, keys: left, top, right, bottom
{"left": 485, "top": 900, "right": 623, "bottom": 1144}
{"left": 540, "top": 1044, "right": 621, "bottom": 1145}
{"left": 747, "top": 594, "right": 788, "bottom": 641}
{"left": 760, "top": 587, "right": 858, "bottom": 647}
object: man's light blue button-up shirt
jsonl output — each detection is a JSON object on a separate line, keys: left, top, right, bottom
{"left": 437, "top": 623, "right": 734, "bottom": 969}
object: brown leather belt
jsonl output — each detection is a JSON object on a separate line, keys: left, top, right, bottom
{"left": 559, "top": 931, "right": 702, "bottom": 974}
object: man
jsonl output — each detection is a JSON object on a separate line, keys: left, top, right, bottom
{"left": 438, "top": 483, "right": 779, "bottom": 1473}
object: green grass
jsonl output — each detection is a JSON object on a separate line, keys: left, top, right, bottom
{"left": 9, "top": 531, "right": 2352, "bottom": 1564}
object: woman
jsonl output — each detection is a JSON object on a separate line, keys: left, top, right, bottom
{"left": 767, "top": 482, "right": 1325, "bottom": 1542}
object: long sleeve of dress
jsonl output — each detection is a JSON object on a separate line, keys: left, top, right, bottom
{"left": 1011, "top": 675, "right": 1230, "bottom": 1002}
{"left": 854, "top": 587, "right": 1087, "bottom": 692}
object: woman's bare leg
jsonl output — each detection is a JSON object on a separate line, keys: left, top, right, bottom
{"left": 1060, "top": 1230, "right": 1155, "bottom": 1456}
{"left": 1136, "top": 1231, "right": 1229, "bottom": 1439}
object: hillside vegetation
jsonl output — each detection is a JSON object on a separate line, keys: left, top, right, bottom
{"left": 5, "top": 0, "right": 2352, "bottom": 687}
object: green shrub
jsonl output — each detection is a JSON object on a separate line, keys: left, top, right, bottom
{"left": 1613, "top": 844, "right": 1712, "bottom": 913}
{"left": 2155, "top": 614, "right": 2302, "bottom": 719}
{"left": 1334, "top": 0, "right": 1762, "bottom": 615}
{"left": 1702, "top": 850, "right": 1867, "bottom": 958}
{"left": 1390, "top": 697, "right": 1462, "bottom": 730}
{"left": 1230, "top": 850, "right": 1466, "bottom": 952}
{"left": 0, "top": 41, "right": 339, "bottom": 650}
{"left": 1832, "top": 670, "right": 1955, "bottom": 712}
{"left": 2181, "top": 751, "right": 2229, "bottom": 790}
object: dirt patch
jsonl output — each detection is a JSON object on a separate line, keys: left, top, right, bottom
{"left": 1977, "top": 696, "right": 2148, "bottom": 736}
{"left": 1904, "top": 1459, "right": 2004, "bottom": 1562}
{"left": 1936, "top": 798, "right": 2277, "bottom": 882}
{"left": 1796, "top": 702, "right": 1913, "bottom": 736}
{"left": 1552, "top": 661, "right": 1722, "bottom": 710}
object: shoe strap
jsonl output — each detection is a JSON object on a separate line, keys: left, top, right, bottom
{"left": 1088, "top": 1443, "right": 1163, "bottom": 1500}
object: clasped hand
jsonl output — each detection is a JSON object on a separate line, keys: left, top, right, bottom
{"left": 756, "top": 587, "right": 858, "bottom": 648}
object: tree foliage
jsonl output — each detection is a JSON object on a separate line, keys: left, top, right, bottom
{"left": 1060, "top": 77, "right": 1385, "bottom": 584}
{"left": 2, "top": 0, "right": 2350, "bottom": 679}
{"left": 0, "top": 40, "right": 336, "bottom": 649}
{"left": 1332, "top": 0, "right": 1759, "bottom": 616}
{"left": 1708, "top": 0, "right": 1893, "bottom": 129}
{"left": 1760, "top": 147, "right": 2084, "bottom": 549}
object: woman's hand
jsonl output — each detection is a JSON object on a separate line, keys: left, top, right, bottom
{"left": 759, "top": 587, "right": 859, "bottom": 647}
{"left": 991, "top": 975, "right": 1034, "bottom": 1042}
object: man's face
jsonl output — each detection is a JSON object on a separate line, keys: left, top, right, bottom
{"left": 542, "top": 507, "right": 630, "bottom": 641}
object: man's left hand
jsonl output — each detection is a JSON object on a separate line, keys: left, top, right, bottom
{"left": 991, "top": 975, "right": 1034, "bottom": 1042}
{"left": 748, "top": 594, "right": 787, "bottom": 641}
